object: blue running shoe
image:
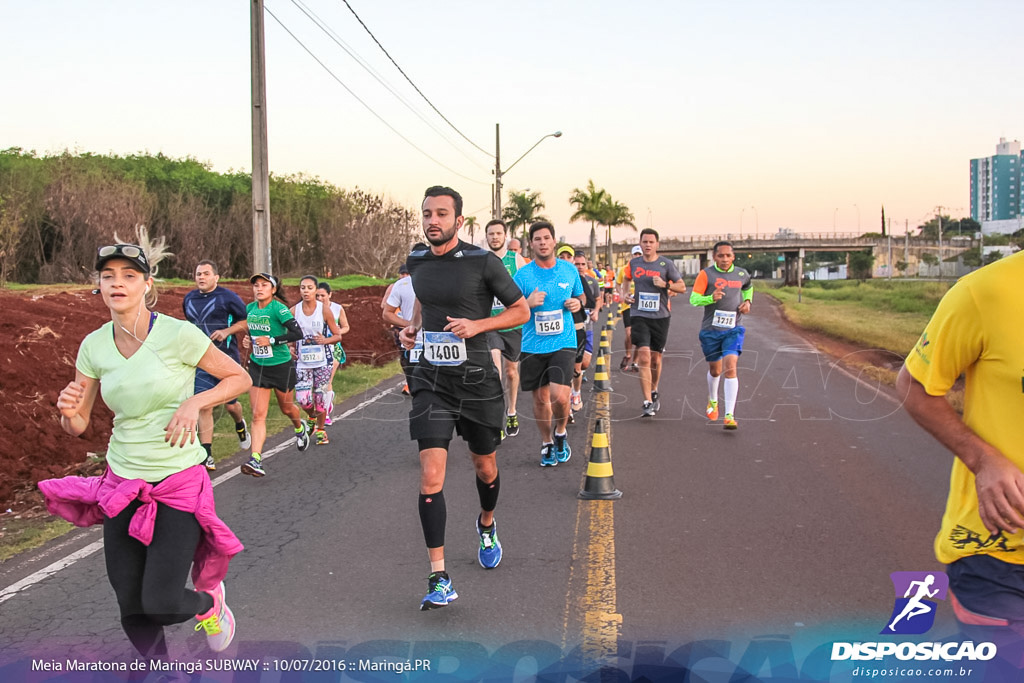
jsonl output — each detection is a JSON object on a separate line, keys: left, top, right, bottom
{"left": 554, "top": 433, "right": 571, "bottom": 463}
{"left": 540, "top": 443, "right": 557, "bottom": 467}
{"left": 476, "top": 517, "right": 502, "bottom": 569}
{"left": 420, "top": 571, "right": 458, "bottom": 610}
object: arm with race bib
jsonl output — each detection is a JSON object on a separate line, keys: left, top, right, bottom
{"left": 251, "top": 317, "right": 303, "bottom": 352}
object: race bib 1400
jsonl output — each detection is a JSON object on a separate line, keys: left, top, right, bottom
{"left": 423, "top": 331, "right": 466, "bottom": 366}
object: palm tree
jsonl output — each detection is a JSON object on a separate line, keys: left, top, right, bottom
{"left": 502, "top": 189, "right": 547, "bottom": 250}
{"left": 598, "top": 196, "right": 636, "bottom": 267}
{"left": 463, "top": 215, "right": 478, "bottom": 245}
{"left": 568, "top": 179, "right": 608, "bottom": 266}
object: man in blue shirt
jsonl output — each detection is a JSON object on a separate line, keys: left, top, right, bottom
{"left": 183, "top": 260, "right": 251, "bottom": 470}
{"left": 514, "top": 222, "right": 584, "bottom": 466}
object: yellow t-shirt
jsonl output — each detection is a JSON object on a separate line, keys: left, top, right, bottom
{"left": 904, "top": 250, "right": 1024, "bottom": 565}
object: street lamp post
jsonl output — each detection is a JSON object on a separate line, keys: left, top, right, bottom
{"left": 492, "top": 124, "right": 563, "bottom": 220}
{"left": 853, "top": 203, "right": 861, "bottom": 233}
{"left": 740, "top": 207, "right": 746, "bottom": 238}
{"left": 750, "top": 205, "right": 759, "bottom": 239}
{"left": 833, "top": 208, "right": 839, "bottom": 236}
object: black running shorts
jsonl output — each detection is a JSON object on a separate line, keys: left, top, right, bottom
{"left": 519, "top": 348, "right": 576, "bottom": 391}
{"left": 408, "top": 363, "right": 504, "bottom": 455}
{"left": 248, "top": 360, "right": 297, "bottom": 392}
{"left": 486, "top": 328, "right": 522, "bottom": 362}
{"left": 630, "top": 316, "right": 670, "bottom": 353}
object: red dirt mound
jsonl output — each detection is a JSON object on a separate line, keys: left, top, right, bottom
{"left": 0, "top": 283, "right": 395, "bottom": 511}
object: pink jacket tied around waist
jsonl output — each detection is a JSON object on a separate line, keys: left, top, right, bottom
{"left": 38, "top": 465, "right": 243, "bottom": 592}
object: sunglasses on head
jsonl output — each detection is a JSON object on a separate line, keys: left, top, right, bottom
{"left": 98, "top": 244, "right": 143, "bottom": 259}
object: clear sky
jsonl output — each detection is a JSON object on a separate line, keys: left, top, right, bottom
{"left": 2, "top": 0, "right": 1021, "bottom": 245}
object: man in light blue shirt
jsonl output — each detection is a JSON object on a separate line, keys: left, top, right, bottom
{"left": 513, "top": 221, "right": 584, "bottom": 466}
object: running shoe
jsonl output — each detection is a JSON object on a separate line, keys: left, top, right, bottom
{"left": 296, "top": 423, "right": 311, "bottom": 452}
{"left": 324, "top": 413, "right": 333, "bottom": 426}
{"left": 619, "top": 356, "right": 631, "bottom": 371}
{"left": 723, "top": 414, "right": 738, "bottom": 430}
{"left": 236, "top": 419, "right": 251, "bottom": 450}
{"left": 630, "top": 363, "right": 639, "bottom": 373}
{"left": 195, "top": 581, "right": 235, "bottom": 653}
{"left": 651, "top": 391, "right": 661, "bottom": 412}
{"left": 476, "top": 517, "right": 502, "bottom": 569}
{"left": 420, "top": 571, "right": 458, "bottom": 610}
{"left": 571, "top": 392, "right": 583, "bottom": 412}
{"left": 641, "top": 401, "right": 655, "bottom": 418}
{"left": 314, "top": 429, "right": 329, "bottom": 446}
{"left": 204, "top": 454, "right": 217, "bottom": 472}
{"left": 554, "top": 433, "right": 572, "bottom": 463}
{"left": 706, "top": 400, "right": 719, "bottom": 422}
{"left": 240, "top": 454, "right": 265, "bottom": 477}
{"left": 567, "top": 411, "right": 575, "bottom": 425}
{"left": 540, "top": 443, "right": 557, "bottom": 467}
{"left": 505, "top": 414, "right": 520, "bottom": 438}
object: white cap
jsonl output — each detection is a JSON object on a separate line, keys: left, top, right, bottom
{"left": 631, "top": 245, "right": 642, "bottom": 255}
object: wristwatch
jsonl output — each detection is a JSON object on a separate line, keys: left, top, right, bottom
{"left": 268, "top": 336, "right": 276, "bottom": 346}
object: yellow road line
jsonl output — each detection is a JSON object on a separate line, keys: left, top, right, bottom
{"left": 563, "top": 317, "right": 621, "bottom": 667}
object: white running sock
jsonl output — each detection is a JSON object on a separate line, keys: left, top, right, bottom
{"left": 724, "top": 377, "right": 739, "bottom": 416}
{"left": 707, "top": 371, "right": 721, "bottom": 403}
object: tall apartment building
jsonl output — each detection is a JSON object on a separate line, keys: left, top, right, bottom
{"left": 970, "top": 137, "right": 1022, "bottom": 224}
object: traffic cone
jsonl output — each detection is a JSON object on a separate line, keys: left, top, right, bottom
{"left": 578, "top": 417, "right": 622, "bottom": 500}
{"left": 593, "top": 347, "right": 611, "bottom": 392}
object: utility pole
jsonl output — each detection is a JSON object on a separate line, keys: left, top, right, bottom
{"left": 492, "top": 124, "right": 502, "bottom": 220}
{"left": 251, "top": 0, "right": 273, "bottom": 274}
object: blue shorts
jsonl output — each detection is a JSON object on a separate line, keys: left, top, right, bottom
{"left": 699, "top": 327, "right": 745, "bottom": 363}
{"left": 948, "top": 554, "right": 1024, "bottom": 624}
{"left": 194, "top": 368, "right": 238, "bottom": 405}
{"left": 584, "top": 329, "right": 593, "bottom": 354}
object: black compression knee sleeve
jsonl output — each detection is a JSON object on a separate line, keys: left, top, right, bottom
{"left": 418, "top": 490, "right": 446, "bottom": 549}
{"left": 476, "top": 472, "right": 500, "bottom": 513}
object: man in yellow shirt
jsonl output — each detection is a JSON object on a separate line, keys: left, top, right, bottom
{"left": 899, "top": 250, "right": 1024, "bottom": 645}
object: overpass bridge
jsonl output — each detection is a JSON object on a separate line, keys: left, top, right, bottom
{"left": 593, "top": 232, "right": 972, "bottom": 285}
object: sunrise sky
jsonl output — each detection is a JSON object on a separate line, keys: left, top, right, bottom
{"left": 3, "top": 0, "right": 1021, "bottom": 244}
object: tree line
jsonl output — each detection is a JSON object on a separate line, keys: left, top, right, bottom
{"left": 0, "top": 149, "right": 418, "bottom": 285}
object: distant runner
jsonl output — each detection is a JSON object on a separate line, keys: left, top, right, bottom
{"left": 618, "top": 245, "right": 642, "bottom": 372}
{"left": 571, "top": 251, "right": 602, "bottom": 413}
{"left": 225, "top": 273, "right": 310, "bottom": 477}
{"left": 182, "top": 260, "right": 251, "bottom": 470}
{"left": 621, "top": 229, "right": 686, "bottom": 417}
{"left": 515, "top": 224, "right": 584, "bottom": 466}
{"left": 484, "top": 218, "right": 528, "bottom": 438}
{"left": 690, "top": 241, "right": 752, "bottom": 430}
{"left": 292, "top": 276, "right": 345, "bottom": 445}
{"left": 383, "top": 265, "right": 415, "bottom": 395}
{"left": 316, "top": 282, "right": 350, "bottom": 424}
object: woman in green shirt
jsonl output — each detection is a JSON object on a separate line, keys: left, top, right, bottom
{"left": 236, "top": 273, "right": 309, "bottom": 476}
{"left": 53, "top": 244, "right": 251, "bottom": 657}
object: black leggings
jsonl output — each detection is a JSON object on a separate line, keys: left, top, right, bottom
{"left": 103, "top": 500, "right": 214, "bottom": 657}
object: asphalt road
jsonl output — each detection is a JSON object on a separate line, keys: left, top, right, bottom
{"left": 0, "top": 298, "right": 975, "bottom": 681}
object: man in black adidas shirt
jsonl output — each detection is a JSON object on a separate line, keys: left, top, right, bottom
{"left": 399, "top": 186, "right": 529, "bottom": 611}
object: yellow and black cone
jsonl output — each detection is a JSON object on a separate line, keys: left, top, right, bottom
{"left": 579, "top": 418, "right": 622, "bottom": 500}
{"left": 593, "top": 347, "right": 611, "bottom": 392}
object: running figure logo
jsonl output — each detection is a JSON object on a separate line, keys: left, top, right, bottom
{"left": 881, "top": 571, "right": 948, "bottom": 635}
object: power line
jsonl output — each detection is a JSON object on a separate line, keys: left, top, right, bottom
{"left": 264, "top": 5, "right": 486, "bottom": 186}
{"left": 290, "top": 0, "right": 487, "bottom": 171}
{"left": 340, "top": 0, "right": 494, "bottom": 158}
